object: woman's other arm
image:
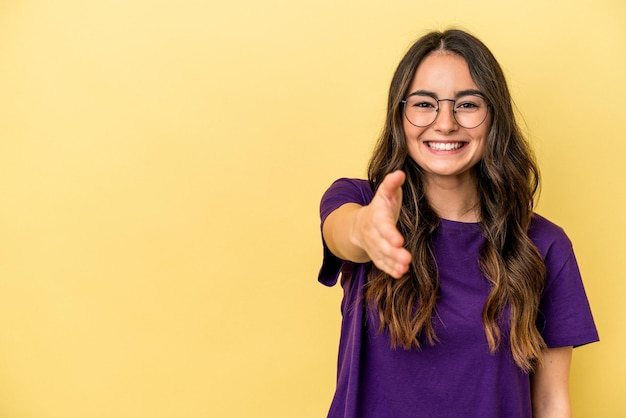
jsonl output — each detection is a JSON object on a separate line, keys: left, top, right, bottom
{"left": 531, "top": 346, "right": 573, "bottom": 418}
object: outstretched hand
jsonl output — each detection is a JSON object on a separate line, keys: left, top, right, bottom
{"left": 354, "top": 171, "right": 412, "bottom": 279}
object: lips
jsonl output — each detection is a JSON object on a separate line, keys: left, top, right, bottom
{"left": 426, "top": 142, "right": 466, "bottom": 151}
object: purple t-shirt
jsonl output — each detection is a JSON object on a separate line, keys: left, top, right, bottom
{"left": 319, "top": 178, "right": 599, "bottom": 418}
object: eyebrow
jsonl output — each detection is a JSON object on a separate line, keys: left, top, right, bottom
{"left": 406, "top": 89, "right": 485, "bottom": 99}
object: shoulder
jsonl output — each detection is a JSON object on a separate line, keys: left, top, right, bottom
{"left": 529, "top": 213, "right": 581, "bottom": 288}
{"left": 320, "top": 178, "right": 373, "bottom": 222}
{"left": 323, "top": 178, "right": 373, "bottom": 201}
{"left": 528, "top": 213, "right": 574, "bottom": 260}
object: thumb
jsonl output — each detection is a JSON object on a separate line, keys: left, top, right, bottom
{"left": 377, "top": 170, "right": 405, "bottom": 217}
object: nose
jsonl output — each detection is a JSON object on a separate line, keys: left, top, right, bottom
{"left": 432, "top": 100, "right": 458, "bottom": 133}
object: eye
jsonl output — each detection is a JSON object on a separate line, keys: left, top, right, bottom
{"left": 458, "top": 102, "right": 478, "bottom": 109}
{"left": 407, "top": 96, "right": 437, "bottom": 109}
{"left": 455, "top": 96, "right": 485, "bottom": 111}
{"left": 413, "top": 101, "right": 435, "bottom": 108}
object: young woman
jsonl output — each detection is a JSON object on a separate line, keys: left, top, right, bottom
{"left": 318, "top": 29, "right": 598, "bottom": 418}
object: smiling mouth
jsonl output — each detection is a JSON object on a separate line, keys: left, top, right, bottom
{"left": 426, "top": 142, "right": 466, "bottom": 151}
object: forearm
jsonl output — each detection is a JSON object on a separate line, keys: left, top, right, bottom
{"left": 532, "top": 398, "right": 571, "bottom": 418}
{"left": 322, "top": 203, "right": 371, "bottom": 263}
{"left": 531, "top": 346, "right": 573, "bottom": 418}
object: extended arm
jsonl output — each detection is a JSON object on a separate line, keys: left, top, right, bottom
{"left": 530, "top": 346, "right": 573, "bottom": 418}
{"left": 322, "top": 171, "right": 411, "bottom": 279}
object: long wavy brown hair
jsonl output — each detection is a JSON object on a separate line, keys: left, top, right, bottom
{"left": 365, "top": 29, "right": 546, "bottom": 372}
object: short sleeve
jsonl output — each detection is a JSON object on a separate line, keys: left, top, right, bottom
{"left": 534, "top": 224, "right": 599, "bottom": 348}
{"left": 318, "top": 178, "right": 373, "bottom": 287}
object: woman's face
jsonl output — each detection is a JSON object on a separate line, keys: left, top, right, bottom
{"left": 403, "top": 51, "right": 491, "bottom": 184}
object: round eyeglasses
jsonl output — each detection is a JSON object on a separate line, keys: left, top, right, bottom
{"left": 401, "top": 93, "right": 490, "bottom": 129}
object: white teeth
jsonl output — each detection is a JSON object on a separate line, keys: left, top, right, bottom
{"left": 427, "top": 142, "right": 463, "bottom": 151}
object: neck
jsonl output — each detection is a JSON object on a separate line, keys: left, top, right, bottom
{"left": 423, "top": 174, "right": 480, "bottom": 223}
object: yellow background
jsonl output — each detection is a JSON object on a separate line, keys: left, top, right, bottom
{"left": 0, "top": 0, "right": 624, "bottom": 417}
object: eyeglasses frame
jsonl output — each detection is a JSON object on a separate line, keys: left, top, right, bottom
{"left": 400, "top": 93, "right": 491, "bottom": 129}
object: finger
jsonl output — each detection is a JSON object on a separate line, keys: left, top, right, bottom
{"left": 375, "top": 252, "right": 411, "bottom": 279}
{"left": 376, "top": 220, "right": 405, "bottom": 248}
{"left": 389, "top": 247, "right": 411, "bottom": 277}
{"left": 377, "top": 171, "right": 405, "bottom": 204}
{"left": 381, "top": 170, "right": 406, "bottom": 191}
{"left": 369, "top": 235, "right": 411, "bottom": 278}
